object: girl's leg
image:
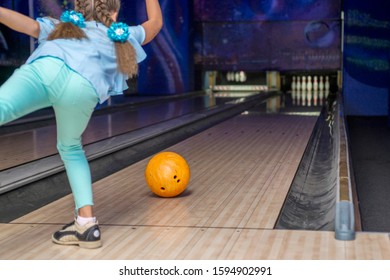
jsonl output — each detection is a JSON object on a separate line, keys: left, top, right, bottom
{"left": 51, "top": 68, "right": 98, "bottom": 214}
{"left": 1, "top": 58, "right": 101, "bottom": 248}
{"left": 25, "top": 57, "right": 98, "bottom": 214}
{"left": 49, "top": 62, "right": 102, "bottom": 249}
{"left": 0, "top": 64, "right": 51, "bottom": 125}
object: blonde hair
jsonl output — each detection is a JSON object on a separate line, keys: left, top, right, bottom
{"left": 48, "top": 0, "right": 138, "bottom": 77}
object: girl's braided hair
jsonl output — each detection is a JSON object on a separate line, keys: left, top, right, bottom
{"left": 47, "top": 0, "right": 138, "bottom": 77}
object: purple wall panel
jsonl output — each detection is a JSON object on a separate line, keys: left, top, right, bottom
{"left": 194, "top": 0, "right": 341, "bottom": 22}
{"left": 194, "top": 0, "right": 342, "bottom": 71}
{"left": 196, "top": 20, "right": 341, "bottom": 71}
{"left": 343, "top": 0, "right": 390, "bottom": 116}
{"left": 0, "top": 0, "right": 31, "bottom": 66}
{"left": 130, "top": 0, "right": 194, "bottom": 95}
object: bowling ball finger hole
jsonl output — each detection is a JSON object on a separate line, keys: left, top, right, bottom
{"left": 173, "top": 175, "right": 181, "bottom": 183}
{"left": 161, "top": 187, "right": 166, "bottom": 191}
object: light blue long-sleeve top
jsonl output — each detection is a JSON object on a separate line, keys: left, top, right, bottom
{"left": 26, "top": 17, "right": 147, "bottom": 104}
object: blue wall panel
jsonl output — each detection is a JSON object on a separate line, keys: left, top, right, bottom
{"left": 194, "top": 0, "right": 341, "bottom": 22}
{"left": 130, "top": 0, "right": 194, "bottom": 95}
{"left": 343, "top": 0, "right": 390, "bottom": 115}
{"left": 196, "top": 20, "right": 341, "bottom": 72}
{"left": 194, "top": 0, "right": 342, "bottom": 72}
{"left": 0, "top": 0, "right": 31, "bottom": 67}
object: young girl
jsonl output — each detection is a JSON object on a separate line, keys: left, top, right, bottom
{"left": 0, "top": 0, "right": 162, "bottom": 249}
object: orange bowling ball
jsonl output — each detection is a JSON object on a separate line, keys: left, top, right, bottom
{"left": 145, "top": 151, "right": 190, "bottom": 197}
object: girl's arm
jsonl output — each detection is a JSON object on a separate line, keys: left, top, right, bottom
{"left": 0, "top": 7, "right": 39, "bottom": 38}
{"left": 141, "top": 0, "right": 163, "bottom": 45}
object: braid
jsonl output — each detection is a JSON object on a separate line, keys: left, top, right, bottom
{"left": 95, "top": 0, "right": 114, "bottom": 27}
{"left": 115, "top": 42, "right": 139, "bottom": 77}
{"left": 75, "top": 0, "right": 94, "bottom": 21}
{"left": 74, "top": 0, "right": 85, "bottom": 13}
{"left": 95, "top": 0, "right": 138, "bottom": 77}
{"left": 74, "top": 0, "right": 87, "bottom": 18}
{"left": 47, "top": 22, "right": 86, "bottom": 40}
{"left": 47, "top": 0, "right": 89, "bottom": 41}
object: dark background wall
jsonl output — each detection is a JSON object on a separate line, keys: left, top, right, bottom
{"left": 127, "top": 0, "right": 194, "bottom": 95}
{"left": 343, "top": 0, "right": 390, "bottom": 116}
{"left": 193, "top": 0, "right": 341, "bottom": 72}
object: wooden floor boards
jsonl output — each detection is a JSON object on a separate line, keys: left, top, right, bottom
{"left": 1, "top": 113, "right": 389, "bottom": 260}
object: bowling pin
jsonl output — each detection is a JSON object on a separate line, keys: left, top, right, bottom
{"left": 296, "top": 89, "right": 301, "bottom": 106}
{"left": 296, "top": 76, "right": 301, "bottom": 91}
{"left": 313, "top": 76, "right": 318, "bottom": 91}
{"left": 239, "top": 71, "right": 245, "bottom": 82}
{"left": 319, "top": 90, "right": 324, "bottom": 106}
{"left": 291, "top": 76, "right": 296, "bottom": 92}
{"left": 307, "top": 76, "right": 312, "bottom": 92}
{"left": 307, "top": 89, "right": 312, "bottom": 106}
{"left": 301, "top": 88, "right": 306, "bottom": 106}
{"left": 325, "top": 75, "right": 330, "bottom": 91}
{"left": 301, "top": 76, "right": 306, "bottom": 92}
{"left": 319, "top": 76, "right": 324, "bottom": 91}
{"left": 230, "top": 72, "right": 235, "bottom": 82}
{"left": 313, "top": 89, "right": 318, "bottom": 106}
{"left": 235, "top": 72, "right": 240, "bottom": 82}
{"left": 292, "top": 91, "right": 296, "bottom": 105}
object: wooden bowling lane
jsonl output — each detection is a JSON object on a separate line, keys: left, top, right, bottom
{"left": 1, "top": 223, "right": 390, "bottom": 259}
{"left": 0, "top": 94, "right": 214, "bottom": 171}
{"left": 1, "top": 112, "right": 390, "bottom": 259}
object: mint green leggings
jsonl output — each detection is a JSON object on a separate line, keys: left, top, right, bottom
{"left": 0, "top": 57, "right": 99, "bottom": 210}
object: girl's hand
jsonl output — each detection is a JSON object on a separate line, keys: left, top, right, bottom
{"left": 0, "top": 7, "right": 39, "bottom": 38}
{"left": 141, "top": 0, "right": 163, "bottom": 45}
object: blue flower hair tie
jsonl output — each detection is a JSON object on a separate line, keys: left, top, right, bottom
{"left": 107, "top": 22, "right": 130, "bottom": 43}
{"left": 60, "top": 10, "right": 86, "bottom": 28}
